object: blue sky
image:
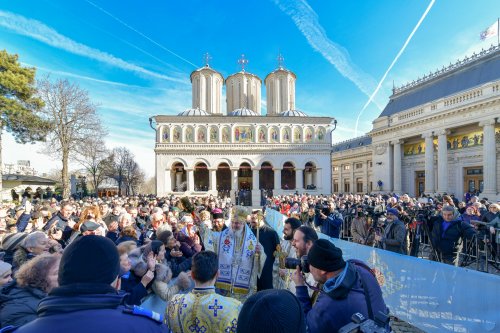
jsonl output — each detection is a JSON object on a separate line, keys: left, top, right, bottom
{"left": 1, "top": 0, "right": 498, "bottom": 177}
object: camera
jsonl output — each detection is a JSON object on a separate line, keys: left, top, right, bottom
{"left": 284, "top": 255, "right": 309, "bottom": 273}
{"left": 338, "top": 312, "right": 391, "bottom": 333}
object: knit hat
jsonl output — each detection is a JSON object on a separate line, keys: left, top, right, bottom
{"left": 237, "top": 289, "right": 306, "bottom": 333}
{"left": 150, "top": 240, "right": 164, "bottom": 255}
{"left": 308, "top": 239, "right": 346, "bottom": 272}
{"left": 80, "top": 221, "right": 101, "bottom": 232}
{"left": 386, "top": 208, "right": 399, "bottom": 216}
{"left": 58, "top": 235, "right": 120, "bottom": 286}
{"left": 0, "top": 261, "right": 11, "bottom": 277}
{"left": 1, "top": 233, "right": 28, "bottom": 252}
{"left": 284, "top": 217, "right": 301, "bottom": 230}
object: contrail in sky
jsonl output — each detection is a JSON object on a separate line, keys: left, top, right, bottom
{"left": 84, "top": 0, "right": 198, "bottom": 68}
{"left": 0, "top": 10, "right": 187, "bottom": 83}
{"left": 274, "top": 0, "right": 384, "bottom": 111}
{"left": 354, "top": 0, "right": 436, "bottom": 136}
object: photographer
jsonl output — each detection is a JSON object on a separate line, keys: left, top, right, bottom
{"left": 375, "top": 208, "right": 406, "bottom": 254}
{"left": 315, "top": 201, "right": 343, "bottom": 239}
{"left": 350, "top": 207, "right": 375, "bottom": 246}
{"left": 292, "top": 239, "right": 388, "bottom": 333}
{"left": 430, "top": 205, "right": 475, "bottom": 264}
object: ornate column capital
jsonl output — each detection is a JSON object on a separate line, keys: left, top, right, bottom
{"left": 272, "top": 168, "right": 282, "bottom": 171}
{"left": 421, "top": 131, "right": 434, "bottom": 139}
{"left": 251, "top": 167, "right": 261, "bottom": 171}
{"left": 390, "top": 139, "right": 404, "bottom": 145}
{"left": 435, "top": 129, "right": 451, "bottom": 136}
{"left": 479, "top": 118, "right": 497, "bottom": 127}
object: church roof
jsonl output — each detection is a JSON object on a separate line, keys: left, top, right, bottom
{"left": 332, "top": 135, "right": 372, "bottom": 152}
{"left": 264, "top": 67, "right": 297, "bottom": 81}
{"left": 190, "top": 65, "right": 223, "bottom": 81}
{"left": 2, "top": 174, "right": 56, "bottom": 184}
{"left": 279, "top": 110, "right": 308, "bottom": 117}
{"left": 227, "top": 108, "right": 258, "bottom": 116}
{"left": 177, "top": 108, "right": 210, "bottom": 116}
{"left": 380, "top": 45, "right": 500, "bottom": 118}
{"left": 225, "top": 71, "right": 262, "bottom": 82}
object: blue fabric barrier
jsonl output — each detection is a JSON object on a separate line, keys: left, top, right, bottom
{"left": 267, "top": 209, "right": 500, "bottom": 333}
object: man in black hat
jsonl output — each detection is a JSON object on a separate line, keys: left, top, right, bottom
{"left": 292, "top": 239, "right": 388, "bottom": 333}
{"left": 15, "top": 236, "right": 169, "bottom": 333}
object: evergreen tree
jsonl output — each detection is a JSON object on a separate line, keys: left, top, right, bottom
{"left": 0, "top": 50, "right": 51, "bottom": 200}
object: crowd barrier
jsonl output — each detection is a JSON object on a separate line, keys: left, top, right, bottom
{"left": 264, "top": 209, "right": 500, "bottom": 333}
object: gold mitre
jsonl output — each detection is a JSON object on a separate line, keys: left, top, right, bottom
{"left": 231, "top": 206, "right": 252, "bottom": 222}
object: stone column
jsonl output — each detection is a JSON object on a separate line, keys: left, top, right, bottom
{"left": 273, "top": 168, "right": 282, "bottom": 191}
{"left": 230, "top": 168, "right": 239, "bottom": 202}
{"left": 480, "top": 119, "right": 498, "bottom": 197}
{"left": 392, "top": 140, "right": 403, "bottom": 194}
{"left": 305, "top": 171, "right": 313, "bottom": 187}
{"left": 295, "top": 168, "right": 304, "bottom": 191}
{"left": 164, "top": 170, "right": 171, "bottom": 193}
{"left": 209, "top": 169, "right": 217, "bottom": 192}
{"left": 176, "top": 172, "right": 183, "bottom": 191}
{"left": 251, "top": 168, "right": 260, "bottom": 206}
{"left": 186, "top": 169, "right": 194, "bottom": 192}
{"left": 436, "top": 129, "right": 450, "bottom": 194}
{"left": 316, "top": 168, "right": 323, "bottom": 191}
{"left": 422, "top": 131, "right": 435, "bottom": 194}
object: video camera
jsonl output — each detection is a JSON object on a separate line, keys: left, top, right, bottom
{"left": 338, "top": 312, "right": 391, "bottom": 333}
{"left": 284, "top": 255, "right": 309, "bottom": 273}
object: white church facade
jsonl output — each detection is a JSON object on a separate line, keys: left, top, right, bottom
{"left": 332, "top": 45, "right": 500, "bottom": 201}
{"left": 152, "top": 56, "right": 336, "bottom": 205}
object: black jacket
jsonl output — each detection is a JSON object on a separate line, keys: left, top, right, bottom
{"left": 0, "top": 280, "right": 46, "bottom": 328}
{"left": 13, "top": 283, "right": 169, "bottom": 333}
{"left": 431, "top": 217, "right": 475, "bottom": 263}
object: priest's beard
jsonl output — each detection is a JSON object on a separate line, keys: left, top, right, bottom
{"left": 284, "top": 234, "right": 293, "bottom": 241}
{"left": 230, "top": 228, "right": 244, "bottom": 241}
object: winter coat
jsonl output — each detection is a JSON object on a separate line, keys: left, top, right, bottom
{"left": 13, "top": 284, "right": 169, "bottom": 333}
{"left": 0, "top": 280, "right": 46, "bottom": 328}
{"left": 314, "top": 211, "right": 343, "bottom": 238}
{"left": 431, "top": 217, "right": 476, "bottom": 263}
{"left": 381, "top": 219, "right": 407, "bottom": 254}
{"left": 15, "top": 214, "right": 31, "bottom": 233}
{"left": 295, "top": 261, "right": 388, "bottom": 333}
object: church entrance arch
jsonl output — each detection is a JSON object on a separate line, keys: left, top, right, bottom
{"left": 238, "top": 162, "right": 252, "bottom": 206}
{"left": 216, "top": 163, "right": 231, "bottom": 197}
{"left": 172, "top": 162, "right": 187, "bottom": 192}
{"left": 259, "top": 162, "right": 274, "bottom": 190}
{"left": 281, "top": 162, "right": 296, "bottom": 190}
{"left": 304, "top": 162, "right": 317, "bottom": 190}
{"left": 194, "top": 163, "right": 209, "bottom": 191}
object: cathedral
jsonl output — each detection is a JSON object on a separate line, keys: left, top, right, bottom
{"left": 332, "top": 45, "right": 500, "bottom": 201}
{"left": 152, "top": 55, "right": 336, "bottom": 205}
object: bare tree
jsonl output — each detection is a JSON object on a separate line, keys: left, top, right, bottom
{"left": 124, "top": 160, "right": 145, "bottom": 195}
{"left": 37, "top": 78, "right": 105, "bottom": 198}
{"left": 107, "top": 147, "right": 133, "bottom": 196}
{"left": 75, "top": 137, "right": 109, "bottom": 194}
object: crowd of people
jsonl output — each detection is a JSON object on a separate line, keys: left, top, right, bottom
{"left": 0, "top": 190, "right": 497, "bottom": 332}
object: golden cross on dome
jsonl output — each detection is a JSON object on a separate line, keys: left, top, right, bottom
{"left": 238, "top": 54, "right": 249, "bottom": 71}
{"left": 203, "top": 53, "right": 212, "bottom": 67}
{"left": 277, "top": 52, "right": 284, "bottom": 69}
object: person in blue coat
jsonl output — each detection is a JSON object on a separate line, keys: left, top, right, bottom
{"left": 11, "top": 235, "right": 169, "bottom": 333}
{"left": 292, "top": 239, "right": 389, "bottom": 333}
{"left": 314, "top": 201, "right": 343, "bottom": 238}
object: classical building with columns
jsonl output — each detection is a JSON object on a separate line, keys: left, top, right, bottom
{"left": 332, "top": 45, "right": 500, "bottom": 201}
{"left": 152, "top": 56, "right": 335, "bottom": 205}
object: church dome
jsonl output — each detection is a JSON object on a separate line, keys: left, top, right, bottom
{"left": 227, "top": 108, "right": 258, "bottom": 116}
{"left": 279, "top": 110, "right": 308, "bottom": 117}
{"left": 177, "top": 108, "right": 209, "bottom": 116}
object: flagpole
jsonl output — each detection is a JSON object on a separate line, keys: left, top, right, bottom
{"left": 497, "top": 18, "right": 499, "bottom": 46}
